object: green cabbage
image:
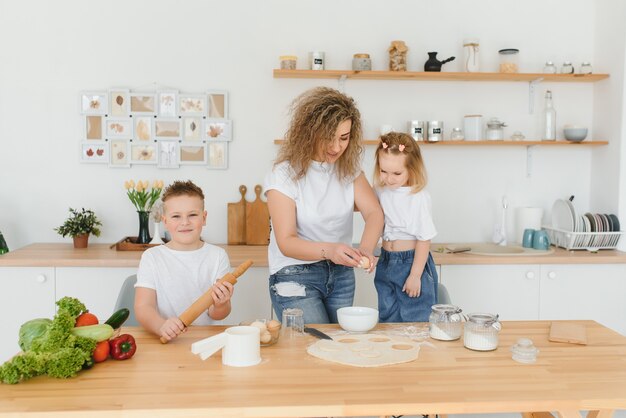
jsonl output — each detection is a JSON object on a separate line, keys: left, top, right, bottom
{"left": 18, "top": 318, "right": 52, "bottom": 351}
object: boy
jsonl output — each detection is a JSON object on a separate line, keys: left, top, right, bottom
{"left": 135, "top": 180, "right": 234, "bottom": 342}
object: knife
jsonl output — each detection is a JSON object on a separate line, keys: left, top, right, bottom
{"left": 304, "top": 327, "right": 333, "bottom": 340}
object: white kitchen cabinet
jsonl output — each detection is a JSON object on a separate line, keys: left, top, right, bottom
{"left": 539, "top": 264, "right": 626, "bottom": 335}
{"left": 440, "top": 264, "right": 541, "bottom": 320}
{"left": 56, "top": 267, "right": 137, "bottom": 321}
{"left": 0, "top": 267, "right": 56, "bottom": 363}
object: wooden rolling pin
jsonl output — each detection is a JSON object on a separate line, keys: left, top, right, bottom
{"left": 160, "top": 259, "right": 254, "bottom": 344}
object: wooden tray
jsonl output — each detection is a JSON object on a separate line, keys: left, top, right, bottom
{"left": 111, "top": 237, "right": 166, "bottom": 251}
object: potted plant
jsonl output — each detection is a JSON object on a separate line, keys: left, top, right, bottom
{"left": 54, "top": 208, "right": 102, "bottom": 248}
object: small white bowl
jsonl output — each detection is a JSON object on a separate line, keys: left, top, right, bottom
{"left": 563, "top": 125, "right": 588, "bottom": 142}
{"left": 337, "top": 306, "right": 379, "bottom": 333}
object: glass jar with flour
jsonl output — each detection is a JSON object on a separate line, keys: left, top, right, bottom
{"left": 429, "top": 304, "right": 464, "bottom": 341}
{"left": 463, "top": 313, "right": 501, "bottom": 351}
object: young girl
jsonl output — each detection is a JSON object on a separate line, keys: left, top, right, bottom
{"left": 373, "top": 132, "right": 438, "bottom": 322}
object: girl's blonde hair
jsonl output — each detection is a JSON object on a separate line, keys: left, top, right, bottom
{"left": 275, "top": 87, "right": 363, "bottom": 181}
{"left": 373, "top": 132, "right": 427, "bottom": 193}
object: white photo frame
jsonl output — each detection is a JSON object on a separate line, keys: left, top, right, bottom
{"left": 179, "top": 94, "right": 207, "bottom": 116}
{"left": 84, "top": 115, "right": 104, "bottom": 140}
{"left": 105, "top": 118, "right": 133, "bottom": 139}
{"left": 203, "top": 118, "right": 232, "bottom": 141}
{"left": 133, "top": 116, "right": 153, "bottom": 141}
{"left": 130, "top": 143, "right": 157, "bottom": 165}
{"left": 207, "top": 141, "right": 228, "bottom": 169}
{"left": 109, "top": 89, "right": 130, "bottom": 117}
{"left": 154, "top": 118, "right": 182, "bottom": 140}
{"left": 129, "top": 93, "right": 157, "bottom": 115}
{"left": 179, "top": 142, "right": 207, "bottom": 165}
{"left": 182, "top": 116, "right": 202, "bottom": 141}
{"left": 157, "top": 140, "right": 180, "bottom": 169}
{"left": 207, "top": 90, "right": 228, "bottom": 118}
{"left": 109, "top": 139, "right": 131, "bottom": 168}
{"left": 80, "top": 91, "right": 108, "bottom": 115}
{"left": 157, "top": 90, "right": 178, "bottom": 117}
{"left": 80, "top": 142, "right": 109, "bottom": 164}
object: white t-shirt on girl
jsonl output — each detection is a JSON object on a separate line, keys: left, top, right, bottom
{"left": 135, "top": 243, "right": 231, "bottom": 325}
{"left": 376, "top": 186, "right": 437, "bottom": 242}
{"left": 264, "top": 161, "right": 356, "bottom": 275}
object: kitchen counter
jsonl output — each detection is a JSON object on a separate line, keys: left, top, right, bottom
{"left": 1, "top": 321, "right": 625, "bottom": 417}
{"left": 1, "top": 243, "right": 625, "bottom": 267}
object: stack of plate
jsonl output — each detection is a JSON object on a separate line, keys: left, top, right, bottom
{"left": 551, "top": 199, "right": 621, "bottom": 233}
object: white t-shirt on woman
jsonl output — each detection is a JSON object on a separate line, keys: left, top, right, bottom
{"left": 264, "top": 161, "right": 357, "bottom": 275}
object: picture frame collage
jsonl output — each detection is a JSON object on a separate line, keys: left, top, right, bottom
{"left": 79, "top": 89, "right": 230, "bottom": 169}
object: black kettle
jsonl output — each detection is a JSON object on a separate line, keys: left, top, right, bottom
{"left": 424, "top": 52, "right": 455, "bottom": 72}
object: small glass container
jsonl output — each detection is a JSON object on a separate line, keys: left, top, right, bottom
{"left": 498, "top": 48, "right": 519, "bottom": 73}
{"left": 463, "top": 313, "right": 501, "bottom": 351}
{"left": 543, "top": 61, "right": 557, "bottom": 74}
{"left": 561, "top": 61, "right": 574, "bottom": 74}
{"left": 579, "top": 62, "right": 593, "bottom": 75}
{"left": 463, "top": 38, "right": 480, "bottom": 72}
{"left": 429, "top": 304, "right": 464, "bottom": 341}
{"left": 485, "top": 117, "right": 507, "bottom": 140}
{"left": 510, "top": 131, "right": 526, "bottom": 141}
{"left": 510, "top": 338, "right": 539, "bottom": 364}
{"left": 352, "top": 53, "right": 372, "bottom": 71}
{"left": 450, "top": 127, "right": 464, "bottom": 140}
{"left": 279, "top": 55, "right": 297, "bottom": 70}
{"left": 280, "top": 308, "right": 304, "bottom": 339}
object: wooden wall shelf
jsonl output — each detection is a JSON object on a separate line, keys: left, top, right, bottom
{"left": 273, "top": 69, "right": 609, "bottom": 82}
{"left": 274, "top": 139, "right": 607, "bottom": 146}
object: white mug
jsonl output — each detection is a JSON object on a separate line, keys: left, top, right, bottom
{"left": 191, "top": 326, "right": 261, "bottom": 367}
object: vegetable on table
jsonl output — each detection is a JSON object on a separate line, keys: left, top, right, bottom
{"left": 75, "top": 312, "right": 99, "bottom": 327}
{"left": 70, "top": 324, "right": 114, "bottom": 342}
{"left": 104, "top": 308, "right": 130, "bottom": 329}
{"left": 0, "top": 297, "right": 96, "bottom": 384}
{"left": 18, "top": 318, "right": 52, "bottom": 352}
{"left": 109, "top": 334, "right": 136, "bottom": 360}
{"left": 92, "top": 341, "right": 110, "bottom": 363}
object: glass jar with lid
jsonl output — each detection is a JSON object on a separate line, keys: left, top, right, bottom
{"left": 463, "top": 313, "right": 501, "bottom": 351}
{"left": 352, "top": 53, "right": 372, "bottom": 71}
{"left": 429, "top": 304, "right": 464, "bottom": 341}
{"left": 450, "top": 127, "right": 464, "bottom": 140}
{"left": 498, "top": 48, "right": 519, "bottom": 73}
{"left": 579, "top": 62, "right": 593, "bottom": 75}
{"left": 543, "top": 61, "right": 557, "bottom": 74}
{"left": 561, "top": 61, "right": 574, "bottom": 74}
{"left": 485, "top": 117, "right": 506, "bottom": 140}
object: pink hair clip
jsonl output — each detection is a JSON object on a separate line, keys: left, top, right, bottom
{"left": 381, "top": 142, "right": 388, "bottom": 149}
{"left": 398, "top": 144, "right": 406, "bottom": 152}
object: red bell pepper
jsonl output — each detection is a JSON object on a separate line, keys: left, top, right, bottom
{"left": 109, "top": 334, "right": 137, "bottom": 360}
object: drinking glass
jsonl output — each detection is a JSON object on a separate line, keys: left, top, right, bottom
{"left": 280, "top": 308, "right": 304, "bottom": 339}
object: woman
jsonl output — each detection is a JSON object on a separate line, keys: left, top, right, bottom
{"left": 264, "top": 87, "right": 384, "bottom": 324}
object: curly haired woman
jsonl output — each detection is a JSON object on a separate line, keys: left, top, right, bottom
{"left": 264, "top": 87, "right": 384, "bottom": 324}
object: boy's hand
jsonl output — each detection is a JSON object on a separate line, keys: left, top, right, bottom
{"left": 211, "top": 281, "right": 234, "bottom": 307}
{"left": 402, "top": 273, "right": 422, "bottom": 298}
{"left": 159, "top": 317, "right": 186, "bottom": 341}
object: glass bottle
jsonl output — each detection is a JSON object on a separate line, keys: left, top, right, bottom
{"left": 542, "top": 90, "right": 557, "bottom": 141}
{"left": 0, "top": 231, "right": 9, "bottom": 255}
{"left": 543, "top": 61, "right": 557, "bottom": 74}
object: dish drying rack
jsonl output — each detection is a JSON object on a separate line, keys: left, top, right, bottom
{"left": 542, "top": 226, "right": 624, "bottom": 251}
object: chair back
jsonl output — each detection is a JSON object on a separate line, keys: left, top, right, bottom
{"left": 437, "top": 282, "right": 452, "bottom": 305}
{"left": 114, "top": 274, "right": 138, "bottom": 326}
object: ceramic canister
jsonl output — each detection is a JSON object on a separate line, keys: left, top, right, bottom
{"left": 427, "top": 121, "right": 444, "bottom": 142}
{"left": 464, "top": 114, "right": 482, "bottom": 141}
{"left": 409, "top": 120, "right": 427, "bottom": 141}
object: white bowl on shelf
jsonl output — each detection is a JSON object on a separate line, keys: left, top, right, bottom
{"left": 337, "top": 306, "right": 378, "bottom": 333}
{"left": 563, "top": 125, "right": 588, "bottom": 142}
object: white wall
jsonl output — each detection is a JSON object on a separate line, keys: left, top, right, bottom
{"left": 0, "top": 0, "right": 620, "bottom": 250}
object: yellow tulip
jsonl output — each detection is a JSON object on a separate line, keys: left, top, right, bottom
{"left": 124, "top": 180, "right": 130, "bottom": 189}
{"left": 129, "top": 180, "right": 135, "bottom": 189}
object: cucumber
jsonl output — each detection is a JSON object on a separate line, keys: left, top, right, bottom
{"left": 104, "top": 308, "right": 130, "bottom": 329}
{"left": 71, "top": 324, "right": 114, "bottom": 342}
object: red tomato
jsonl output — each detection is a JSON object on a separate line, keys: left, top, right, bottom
{"left": 75, "top": 312, "right": 99, "bottom": 327}
{"left": 93, "top": 340, "right": 110, "bottom": 363}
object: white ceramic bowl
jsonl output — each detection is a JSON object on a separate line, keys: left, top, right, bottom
{"left": 563, "top": 125, "right": 588, "bottom": 142}
{"left": 337, "top": 306, "right": 379, "bottom": 333}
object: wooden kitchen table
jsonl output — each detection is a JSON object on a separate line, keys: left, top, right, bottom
{"left": 1, "top": 321, "right": 626, "bottom": 418}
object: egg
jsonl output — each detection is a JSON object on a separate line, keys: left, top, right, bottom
{"left": 266, "top": 319, "right": 281, "bottom": 330}
{"left": 250, "top": 320, "right": 267, "bottom": 331}
{"left": 260, "top": 331, "right": 272, "bottom": 344}
{"left": 359, "top": 256, "right": 371, "bottom": 269}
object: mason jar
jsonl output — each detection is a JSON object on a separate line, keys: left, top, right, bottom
{"left": 579, "top": 62, "right": 593, "bottom": 75}
{"left": 429, "top": 304, "right": 464, "bottom": 341}
{"left": 543, "top": 61, "right": 557, "bottom": 74}
{"left": 485, "top": 117, "right": 506, "bottom": 140}
{"left": 463, "top": 313, "right": 501, "bottom": 351}
{"left": 498, "top": 48, "right": 519, "bottom": 73}
{"left": 352, "top": 53, "right": 372, "bottom": 71}
{"left": 561, "top": 62, "right": 574, "bottom": 74}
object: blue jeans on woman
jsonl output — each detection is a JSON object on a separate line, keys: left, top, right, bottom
{"left": 374, "top": 248, "right": 438, "bottom": 323}
{"left": 269, "top": 260, "right": 355, "bottom": 324}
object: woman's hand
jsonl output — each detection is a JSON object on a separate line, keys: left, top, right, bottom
{"left": 356, "top": 247, "right": 376, "bottom": 273}
{"left": 327, "top": 243, "right": 362, "bottom": 268}
{"left": 402, "top": 273, "right": 422, "bottom": 298}
{"left": 211, "top": 281, "right": 234, "bottom": 307}
{"left": 159, "top": 317, "right": 186, "bottom": 341}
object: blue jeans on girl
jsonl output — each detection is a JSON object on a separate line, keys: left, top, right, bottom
{"left": 374, "top": 248, "right": 438, "bottom": 322}
{"left": 269, "top": 260, "right": 355, "bottom": 324}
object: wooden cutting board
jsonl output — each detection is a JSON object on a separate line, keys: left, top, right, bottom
{"left": 549, "top": 321, "right": 587, "bottom": 345}
{"left": 227, "top": 185, "right": 247, "bottom": 245}
{"left": 246, "top": 184, "right": 270, "bottom": 245}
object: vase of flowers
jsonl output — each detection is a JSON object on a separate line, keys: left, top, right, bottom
{"left": 125, "top": 180, "right": 164, "bottom": 244}
{"left": 54, "top": 208, "right": 102, "bottom": 248}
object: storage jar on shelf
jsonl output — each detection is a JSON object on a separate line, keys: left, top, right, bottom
{"left": 498, "top": 48, "right": 519, "bottom": 73}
